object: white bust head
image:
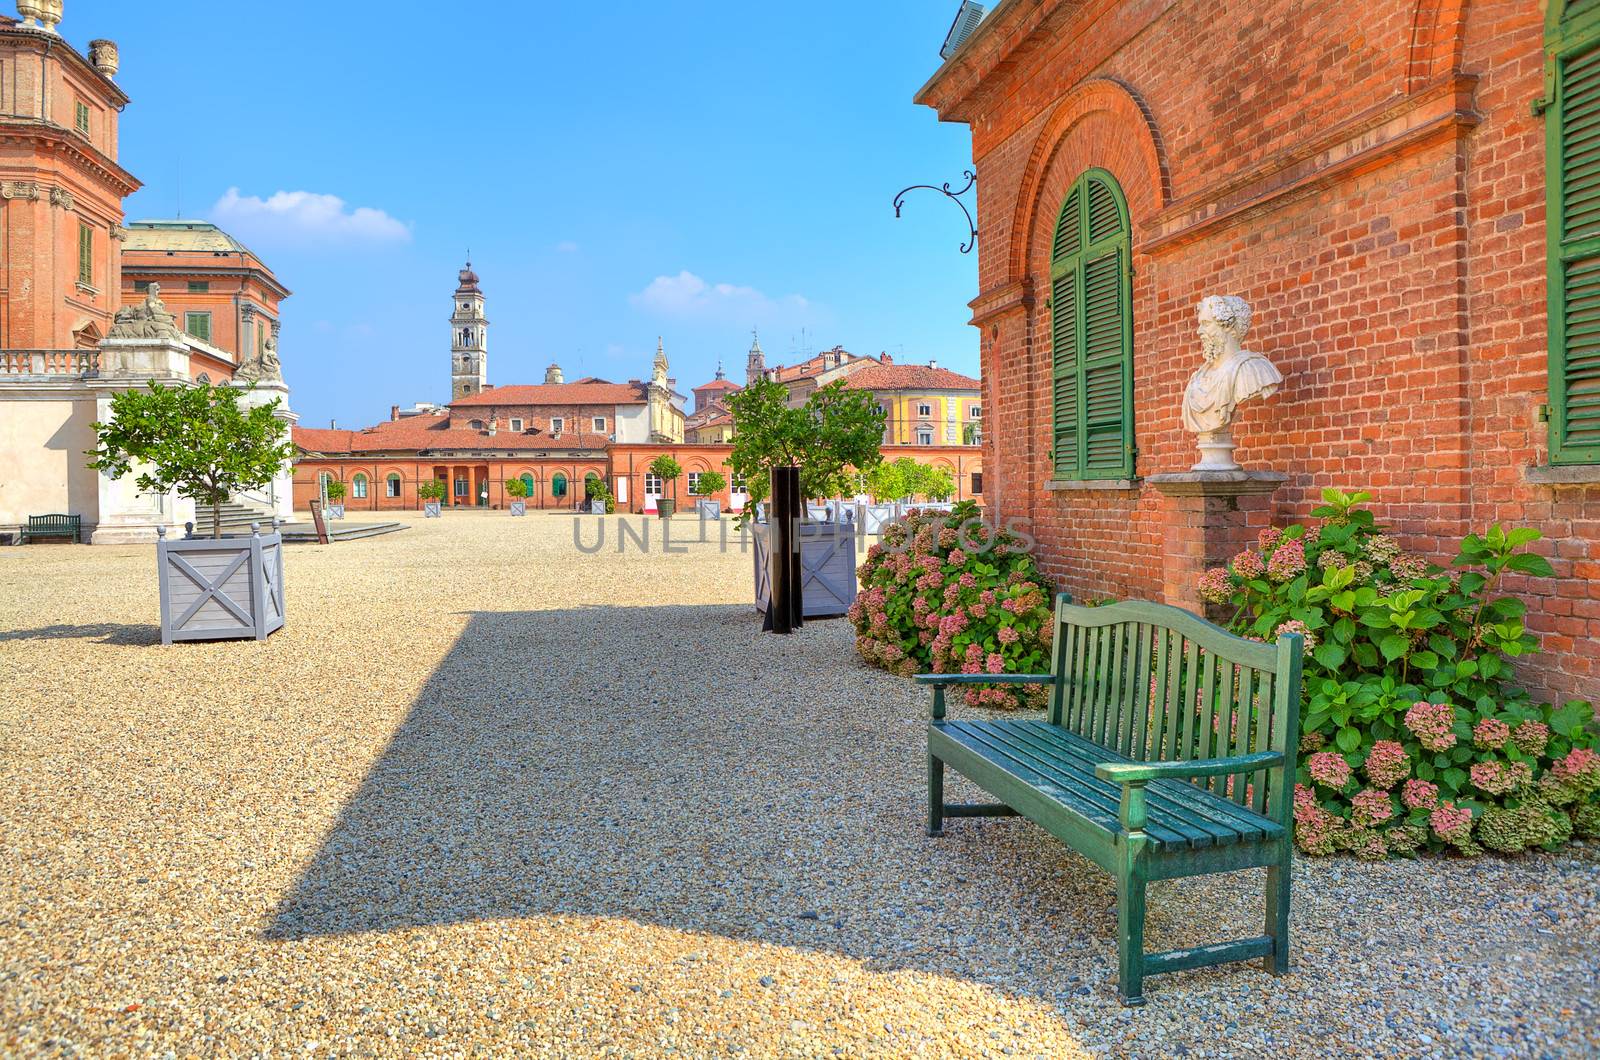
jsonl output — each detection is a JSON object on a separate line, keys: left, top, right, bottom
{"left": 1197, "top": 295, "right": 1251, "bottom": 363}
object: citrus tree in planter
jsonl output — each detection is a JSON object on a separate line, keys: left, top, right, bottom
{"left": 692, "top": 469, "right": 727, "bottom": 496}
{"left": 504, "top": 477, "right": 528, "bottom": 514}
{"left": 323, "top": 478, "right": 346, "bottom": 518}
{"left": 88, "top": 381, "right": 291, "bottom": 539}
{"left": 725, "top": 377, "right": 886, "bottom": 527}
{"left": 87, "top": 381, "right": 292, "bottom": 643}
{"left": 648, "top": 454, "right": 683, "bottom": 518}
{"left": 585, "top": 475, "right": 616, "bottom": 514}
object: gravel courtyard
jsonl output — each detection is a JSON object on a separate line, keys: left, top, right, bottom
{"left": 1, "top": 510, "right": 1596, "bottom": 1058}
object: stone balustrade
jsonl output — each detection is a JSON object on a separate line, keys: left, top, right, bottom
{"left": 0, "top": 349, "right": 101, "bottom": 376}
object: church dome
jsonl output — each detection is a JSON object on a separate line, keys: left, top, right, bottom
{"left": 456, "top": 262, "right": 481, "bottom": 293}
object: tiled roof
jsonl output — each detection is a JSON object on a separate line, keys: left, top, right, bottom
{"left": 693, "top": 378, "right": 741, "bottom": 393}
{"left": 842, "top": 364, "right": 980, "bottom": 392}
{"left": 124, "top": 220, "right": 258, "bottom": 256}
{"left": 294, "top": 421, "right": 609, "bottom": 454}
{"left": 449, "top": 381, "right": 646, "bottom": 407}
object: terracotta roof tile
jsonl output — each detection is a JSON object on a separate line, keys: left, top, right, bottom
{"left": 693, "top": 378, "right": 742, "bottom": 393}
{"left": 292, "top": 427, "right": 354, "bottom": 453}
{"left": 450, "top": 381, "right": 645, "bottom": 406}
{"left": 842, "top": 364, "right": 980, "bottom": 391}
{"left": 294, "top": 422, "right": 608, "bottom": 454}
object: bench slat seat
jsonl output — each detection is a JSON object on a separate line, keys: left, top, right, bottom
{"left": 932, "top": 720, "right": 1285, "bottom": 851}
{"left": 922, "top": 596, "right": 1304, "bottom": 1005}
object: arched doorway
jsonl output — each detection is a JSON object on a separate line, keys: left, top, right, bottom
{"left": 552, "top": 472, "right": 569, "bottom": 504}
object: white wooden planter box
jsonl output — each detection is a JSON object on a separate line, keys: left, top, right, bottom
{"left": 325, "top": 504, "right": 345, "bottom": 520}
{"left": 696, "top": 499, "right": 722, "bottom": 520}
{"left": 751, "top": 520, "right": 858, "bottom": 618}
{"left": 156, "top": 525, "right": 284, "bottom": 645}
{"left": 424, "top": 501, "right": 442, "bottom": 518}
{"left": 509, "top": 500, "right": 526, "bottom": 516}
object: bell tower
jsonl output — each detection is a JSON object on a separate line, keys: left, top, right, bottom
{"left": 450, "top": 260, "right": 489, "bottom": 399}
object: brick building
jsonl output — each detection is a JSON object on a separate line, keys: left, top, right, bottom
{"left": 916, "top": 0, "right": 1598, "bottom": 700}
{"left": 843, "top": 362, "right": 982, "bottom": 446}
{"left": 119, "top": 220, "right": 290, "bottom": 384}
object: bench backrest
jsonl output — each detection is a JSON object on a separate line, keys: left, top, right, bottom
{"left": 1049, "top": 597, "right": 1303, "bottom": 823}
{"left": 29, "top": 514, "right": 79, "bottom": 527}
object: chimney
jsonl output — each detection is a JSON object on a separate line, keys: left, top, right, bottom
{"left": 545, "top": 362, "right": 564, "bottom": 385}
{"left": 488, "top": 417, "right": 498, "bottom": 437}
{"left": 929, "top": 359, "right": 938, "bottom": 370}
{"left": 882, "top": 352, "right": 894, "bottom": 365}
{"left": 390, "top": 405, "right": 399, "bottom": 421}
{"left": 88, "top": 38, "right": 119, "bottom": 77}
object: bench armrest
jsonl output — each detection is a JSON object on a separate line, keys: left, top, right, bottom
{"left": 1097, "top": 753, "right": 1284, "bottom": 834}
{"left": 916, "top": 672, "right": 1053, "bottom": 720}
{"left": 913, "top": 673, "right": 1054, "bottom": 685}
{"left": 1095, "top": 751, "right": 1284, "bottom": 784}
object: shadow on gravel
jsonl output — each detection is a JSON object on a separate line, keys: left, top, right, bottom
{"left": 265, "top": 605, "right": 1263, "bottom": 998}
{"left": 0, "top": 621, "right": 159, "bottom": 645}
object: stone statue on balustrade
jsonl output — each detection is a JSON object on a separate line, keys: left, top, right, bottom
{"left": 233, "top": 332, "right": 283, "bottom": 386}
{"left": 1181, "top": 295, "right": 1284, "bottom": 471}
{"left": 108, "top": 283, "right": 182, "bottom": 342}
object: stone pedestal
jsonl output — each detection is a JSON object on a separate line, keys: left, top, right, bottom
{"left": 234, "top": 379, "right": 298, "bottom": 524}
{"left": 1148, "top": 469, "right": 1287, "bottom": 615}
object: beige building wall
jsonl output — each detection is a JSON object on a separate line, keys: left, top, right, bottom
{"left": 0, "top": 395, "right": 100, "bottom": 527}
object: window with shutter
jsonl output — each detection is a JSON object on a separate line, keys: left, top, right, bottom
{"left": 185, "top": 312, "right": 211, "bottom": 342}
{"left": 77, "top": 223, "right": 93, "bottom": 287}
{"left": 1049, "top": 169, "right": 1133, "bottom": 479}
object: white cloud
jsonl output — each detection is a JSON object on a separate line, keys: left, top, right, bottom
{"left": 211, "top": 187, "right": 412, "bottom": 245}
{"left": 629, "top": 270, "right": 809, "bottom": 319}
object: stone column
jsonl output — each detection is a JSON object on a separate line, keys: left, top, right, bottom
{"left": 234, "top": 377, "right": 298, "bottom": 525}
{"left": 1148, "top": 469, "right": 1286, "bottom": 616}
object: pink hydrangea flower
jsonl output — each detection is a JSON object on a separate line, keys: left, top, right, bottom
{"left": 1232, "top": 549, "right": 1266, "bottom": 579}
{"left": 1472, "top": 717, "right": 1511, "bottom": 751}
{"left": 1430, "top": 801, "right": 1474, "bottom": 844}
{"left": 1362, "top": 740, "right": 1410, "bottom": 790}
{"left": 1306, "top": 751, "right": 1352, "bottom": 790}
{"left": 1273, "top": 619, "right": 1318, "bottom": 653}
{"left": 1351, "top": 789, "right": 1394, "bottom": 828}
{"left": 946, "top": 548, "right": 967, "bottom": 566}
{"left": 1258, "top": 526, "right": 1284, "bottom": 550}
{"left": 1401, "top": 779, "right": 1439, "bottom": 810}
{"left": 1404, "top": 700, "right": 1458, "bottom": 752}
{"left": 985, "top": 652, "right": 1005, "bottom": 674}
{"left": 1469, "top": 760, "right": 1515, "bottom": 796}
{"left": 1512, "top": 720, "right": 1550, "bottom": 757}
{"left": 1197, "top": 567, "right": 1232, "bottom": 604}
{"left": 997, "top": 625, "right": 1020, "bottom": 644}
{"left": 1266, "top": 538, "right": 1307, "bottom": 582}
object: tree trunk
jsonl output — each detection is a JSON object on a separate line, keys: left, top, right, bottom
{"left": 212, "top": 498, "right": 223, "bottom": 539}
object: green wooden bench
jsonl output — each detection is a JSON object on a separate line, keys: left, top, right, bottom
{"left": 20, "top": 513, "right": 82, "bottom": 544}
{"left": 920, "top": 597, "right": 1304, "bottom": 1005}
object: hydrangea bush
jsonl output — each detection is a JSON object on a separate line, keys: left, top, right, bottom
{"left": 1201, "top": 488, "right": 1599, "bottom": 858}
{"left": 850, "top": 501, "right": 1054, "bottom": 710}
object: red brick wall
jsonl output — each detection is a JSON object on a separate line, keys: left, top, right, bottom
{"left": 925, "top": 0, "right": 1598, "bottom": 701}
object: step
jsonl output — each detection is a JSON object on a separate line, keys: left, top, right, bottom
{"left": 280, "top": 521, "right": 407, "bottom": 543}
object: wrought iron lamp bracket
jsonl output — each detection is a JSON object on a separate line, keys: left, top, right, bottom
{"left": 893, "top": 170, "right": 978, "bottom": 254}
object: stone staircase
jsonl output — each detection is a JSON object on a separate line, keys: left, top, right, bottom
{"left": 191, "top": 499, "right": 282, "bottom": 537}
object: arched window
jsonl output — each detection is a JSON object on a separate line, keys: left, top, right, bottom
{"left": 351, "top": 473, "right": 368, "bottom": 499}
{"left": 1050, "top": 168, "right": 1133, "bottom": 480}
{"left": 197, "top": 372, "right": 211, "bottom": 384}
{"left": 386, "top": 473, "right": 402, "bottom": 498}
{"left": 521, "top": 472, "right": 536, "bottom": 499}
{"left": 552, "top": 472, "right": 568, "bottom": 498}
{"left": 318, "top": 471, "right": 335, "bottom": 492}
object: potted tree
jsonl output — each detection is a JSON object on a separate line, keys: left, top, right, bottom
{"left": 417, "top": 478, "right": 446, "bottom": 516}
{"left": 504, "top": 477, "right": 528, "bottom": 516}
{"left": 585, "top": 475, "right": 615, "bottom": 514}
{"left": 649, "top": 454, "right": 683, "bottom": 518}
{"left": 692, "top": 469, "right": 726, "bottom": 520}
{"left": 726, "top": 378, "right": 885, "bottom": 617}
{"left": 87, "top": 381, "right": 293, "bottom": 644}
{"left": 323, "top": 478, "right": 346, "bottom": 519}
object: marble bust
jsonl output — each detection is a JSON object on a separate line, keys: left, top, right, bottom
{"left": 1181, "top": 295, "right": 1283, "bottom": 470}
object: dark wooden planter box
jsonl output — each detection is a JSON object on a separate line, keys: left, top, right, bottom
{"left": 751, "top": 520, "right": 858, "bottom": 618}
{"left": 658, "top": 498, "right": 677, "bottom": 519}
{"left": 156, "top": 525, "right": 285, "bottom": 645}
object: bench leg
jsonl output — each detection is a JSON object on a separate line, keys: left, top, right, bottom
{"left": 927, "top": 754, "right": 944, "bottom": 837}
{"left": 1116, "top": 859, "right": 1148, "bottom": 1005}
{"left": 1263, "top": 853, "right": 1291, "bottom": 974}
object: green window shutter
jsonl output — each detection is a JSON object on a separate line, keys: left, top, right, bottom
{"left": 1550, "top": 20, "right": 1600, "bottom": 463}
{"left": 1049, "top": 170, "right": 1133, "bottom": 479}
{"left": 186, "top": 313, "right": 210, "bottom": 342}
{"left": 77, "top": 223, "right": 92, "bottom": 286}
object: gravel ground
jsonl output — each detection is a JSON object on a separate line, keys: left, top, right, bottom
{"left": 1, "top": 510, "right": 1596, "bottom": 1058}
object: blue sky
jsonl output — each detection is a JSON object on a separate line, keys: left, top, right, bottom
{"left": 85, "top": 1, "right": 981, "bottom": 429}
